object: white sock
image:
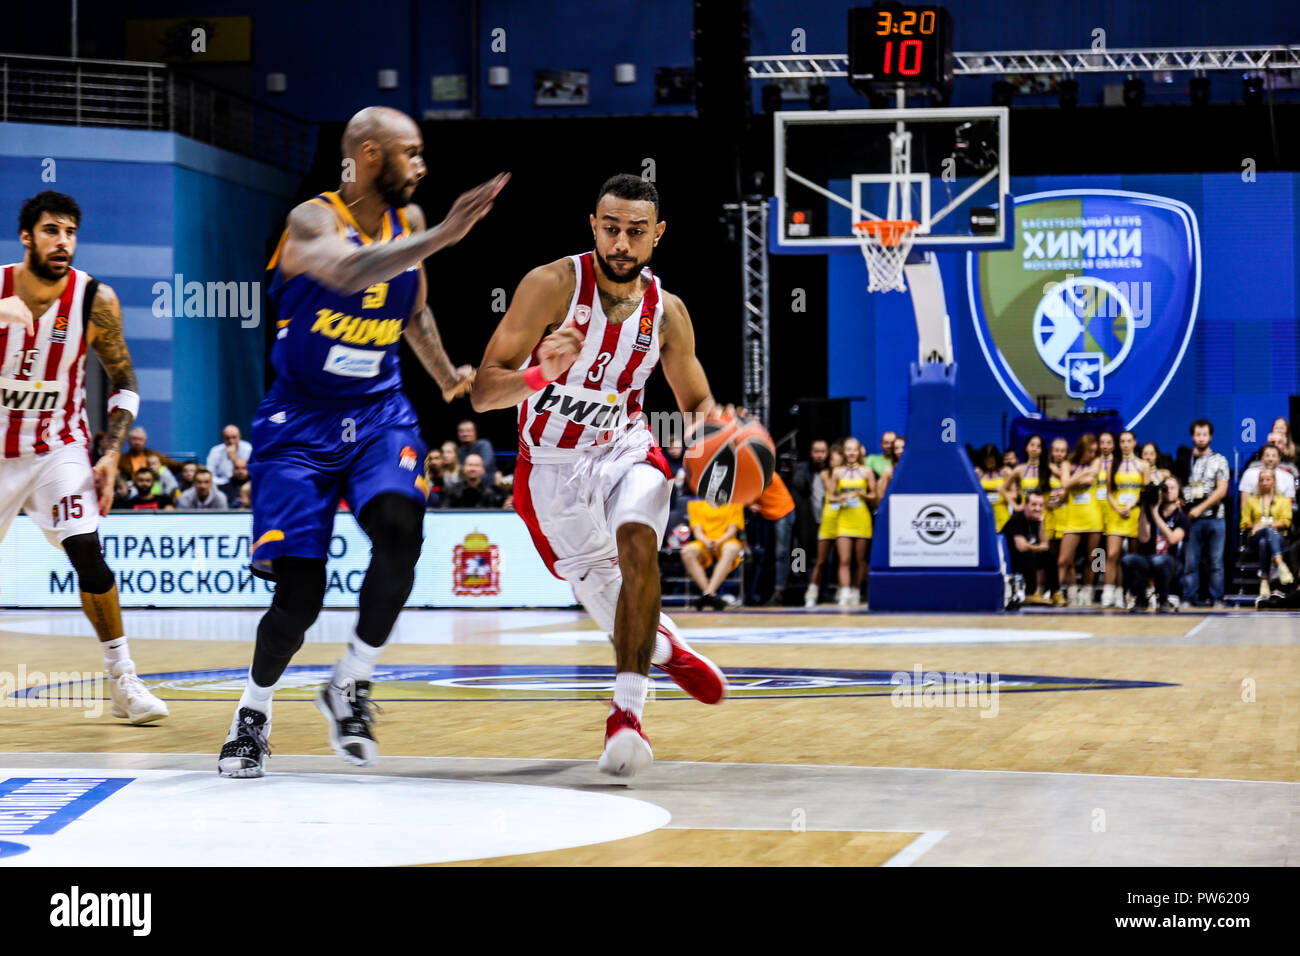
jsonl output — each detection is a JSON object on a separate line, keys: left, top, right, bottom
{"left": 333, "top": 635, "right": 382, "bottom": 688}
{"left": 651, "top": 616, "right": 674, "bottom": 667}
{"left": 613, "top": 672, "right": 648, "bottom": 719}
{"left": 238, "top": 670, "right": 274, "bottom": 715}
{"left": 102, "top": 638, "right": 130, "bottom": 671}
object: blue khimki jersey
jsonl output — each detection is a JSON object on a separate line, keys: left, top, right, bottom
{"left": 264, "top": 192, "right": 419, "bottom": 403}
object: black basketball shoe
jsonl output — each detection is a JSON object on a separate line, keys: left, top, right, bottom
{"left": 316, "top": 679, "right": 380, "bottom": 767}
{"left": 218, "top": 707, "right": 272, "bottom": 778}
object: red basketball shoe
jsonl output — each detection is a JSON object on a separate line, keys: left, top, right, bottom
{"left": 597, "top": 705, "right": 654, "bottom": 777}
{"left": 654, "top": 619, "right": 728, "bottom": 705}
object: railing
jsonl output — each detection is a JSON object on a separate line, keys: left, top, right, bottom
{"left": 748, "top": 46, "right": 1300, "bottom": 80}
{"left": 0, "top": 52, "right": 314, "bottom": 172}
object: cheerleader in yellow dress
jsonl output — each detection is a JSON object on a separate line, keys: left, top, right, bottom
{"left": 1043, "top": 437, "right": 1070, "bottom": 605}
{"left": 804, "top": 442, "right": 844, "bottom": 608}
{"left": 832, "top": 437, "right": 876, "bottom": 607}
{"left": 975, "top": 444, "right": 1015, "bottom": 532}
{"left": 1093, "top": 431, "right": 1116, "bottom": 606}
{"left": 1103, "top": 430, "right": 1150, "bottom": 608}
{"left": 1057, "top": 433, "right": 1104, "bottom": 606}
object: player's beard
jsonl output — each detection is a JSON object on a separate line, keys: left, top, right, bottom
{"left": 376, "top": 150, "right": 413, "bottom": 209}
{"left": 595, "top": 247, "right": 650, "bottom": 284}
{"left": 29, "top": 247, "right": 72, "bottom": 281}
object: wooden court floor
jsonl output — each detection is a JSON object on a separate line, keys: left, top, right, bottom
{"left": 1, "top": 607, "right": 1296, "bottom": 865}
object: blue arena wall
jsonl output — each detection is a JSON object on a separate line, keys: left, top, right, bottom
{"left": 827, "top": 171, "right": 1299, "bottom": 464}
{"left": 0, "top": 122, "right": 298, "bottom": 458}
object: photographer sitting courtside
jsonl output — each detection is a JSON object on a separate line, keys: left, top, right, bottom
{"left": 1123, "top": 474, "right": 1189, "bottom": 613}
{"left": 1001, "top": 490, "right": 1050, "bottom": 607}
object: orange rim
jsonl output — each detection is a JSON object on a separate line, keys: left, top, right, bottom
{"left": 854, "top": 219, "right": 919, "bottom": 247}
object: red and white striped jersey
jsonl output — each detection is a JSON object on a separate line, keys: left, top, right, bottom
{"left": 517, "top": 252, "right": 663, "bottom": 458}
{"left": 0, "top": 264, "right": 94, "bottom": 458}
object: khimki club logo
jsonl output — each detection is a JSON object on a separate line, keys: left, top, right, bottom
{"left": 967, "top": 189, "right": 1200, "bottom": 427}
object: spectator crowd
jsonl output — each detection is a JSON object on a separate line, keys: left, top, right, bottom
{"left": 91, "top": 410, "right": 1298, "bottom": 614}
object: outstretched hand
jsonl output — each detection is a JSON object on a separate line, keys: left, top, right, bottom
{"left": 0, "top": 295, "right": 33, "bottom": 336}
{"left": 537, "top": 322, "right": 584, "bottom": 381}
{"left": 92, "top": 453, "right": 119, "bottom": 516}
{"left": 442, "top": 365, "right": 476, "bottom": 403}
{"left": 436, "top": 173, "right": 510, "bottom": 247}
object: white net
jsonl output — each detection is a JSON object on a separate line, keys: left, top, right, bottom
{"left": 853, "top": 220, "right": 918, "bottom": 294}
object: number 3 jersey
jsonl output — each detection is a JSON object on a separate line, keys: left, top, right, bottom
{"left": 0, "top": 264, "right": 95, "bottom": 459}
{"left": 517, "top": 252, "right": 664, "bottom": 460}
{"left": 264, "top": 192, "right": 419, "bottom": 405}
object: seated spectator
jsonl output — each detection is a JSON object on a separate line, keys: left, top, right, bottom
{"left": 127, "top": 467, "right": 173, "bottom": 511}
{"left": 118, "top": 427, "right": 177, "bottom": 482}
{"left": 864, "top": 430, "right": 897, "bottom": 479}
{"left": 443, "top": 454, "right": 501, "bottom": 508}
{"left": 1121, "top": 474, "right": 1189, "bottom": 612}
{"left": 439, "top": 440, "right": 464, "bottom": 490}
{"left": 207, "top": 424, "right": 253, "bottom": 485}
{"left": 1240, "top": 443, "right": 1296, "bottom": 509}
{"left": 177, "top": 461, "right": 198, "bottom": 494}
{"left": 457, "top": 419, "right": 497, "bottom": 486}
{"left": 147, "top": 452, "right": 179, "bottom": 503}
{"left": 681, "top": 497, "right": 745, "bottom": 611}
{"left": 237, "top": 482, "right": 252, "bottom": 511}
{"left": 178, "top": 467, "right": 229, "bottom": 510}
{"left": 1275, "top": 417, "right": 1297, "bottom": 458}
{"left": 423, "top": 449, "right": 444, "bottom": 509}
{"left": 499, "top": 473, "right": 515, "bottom": 511}
{"left": 219, "top": 458, "right": 250, "bottom": 503}
{"left": 111, "top": 475, "right": 134, "bottom": 511}
{"left": 1003, "top": 447, "right": 1020, "bottom": 469}
{"left": 1002, "top": 489, "right": 1050, "bottom": 605}
{"left": 1241, "top": 467, "right": 1294, "bottom": 601}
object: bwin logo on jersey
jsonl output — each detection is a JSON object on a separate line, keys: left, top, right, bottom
{"left": 534, "top": 383, "right": 626, "bottom": 428}
{"left": 967, "top": 189, "right": 1200, "bottom": 427}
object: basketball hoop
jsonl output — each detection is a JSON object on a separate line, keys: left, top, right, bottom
{"left": 853, "top": 220, "right": 919, "bottom": 294}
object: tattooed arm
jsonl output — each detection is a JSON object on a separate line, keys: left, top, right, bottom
{"left": 401, "top": 209, "right": 473, "bottom": 402}
{"left": 85, "top": 283, "right": 138, "bottom": 515}
{"left": 278, "top": 174, "right": 508, "bottom": 294}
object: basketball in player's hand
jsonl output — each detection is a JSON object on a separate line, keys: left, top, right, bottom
{"left": 684, "top": 409, "right": 776, "bottom": 507}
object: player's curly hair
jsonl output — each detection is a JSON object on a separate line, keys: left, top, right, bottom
{"left": 19, "top": 191, "right": 82, "bottom": 235}
{"left": 596, "top": 174, "right": 659, "bottom": 218}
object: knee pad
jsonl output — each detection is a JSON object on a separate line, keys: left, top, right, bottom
{"left": 359, "top": 493, "right": 424, "bottom": 566}
{"left": 570, "top": 561, "right": 623, "bottom": 635}
{"left": 268, "top": 557, "right": 328, "bottom": 635}
{"left": 62, "top": 532, "right": 114, "bottom": 595}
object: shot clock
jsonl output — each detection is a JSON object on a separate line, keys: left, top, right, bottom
{"left": 848, "top": 4, "right": 954, "bottom": 95}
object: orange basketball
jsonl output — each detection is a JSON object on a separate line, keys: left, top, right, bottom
{"left": 684, "top": 411, "right": 775, "bottom": 507}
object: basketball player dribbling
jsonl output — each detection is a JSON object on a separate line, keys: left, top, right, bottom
{"left": 0, "top": 191, "right": 168, "bottom": 723}
{"left": 472, "top": 175, "right": 731, "bottom": 777}
{"left": 217, "top": 107, "right": 507, "bottom": 777}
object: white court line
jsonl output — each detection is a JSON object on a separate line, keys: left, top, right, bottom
{"left": 6, "top": 753, "right": 1296, "bottom": 788}
{"left": 882, "top": 830, "right": 949, "bottom": 867}
{"left": 1182, "top": 617, "right": 1213, "bottom": 640}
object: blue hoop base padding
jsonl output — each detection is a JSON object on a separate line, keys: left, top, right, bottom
{"left": 868, "top": 361, "right": 1006, "bottom": 611}
{"left": 868, "top": 569, "right": 1005, "bottom": 611}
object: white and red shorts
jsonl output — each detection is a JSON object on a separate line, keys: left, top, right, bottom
{"left": 0, "top": 443, "right": 100, "bottom": 547}
{"left": 514, "top": 426, "right": 672, "bottom": 582}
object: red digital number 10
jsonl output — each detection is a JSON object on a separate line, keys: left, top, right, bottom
{"left": 883, "top": 39, "right": 924, "bottom": 76}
